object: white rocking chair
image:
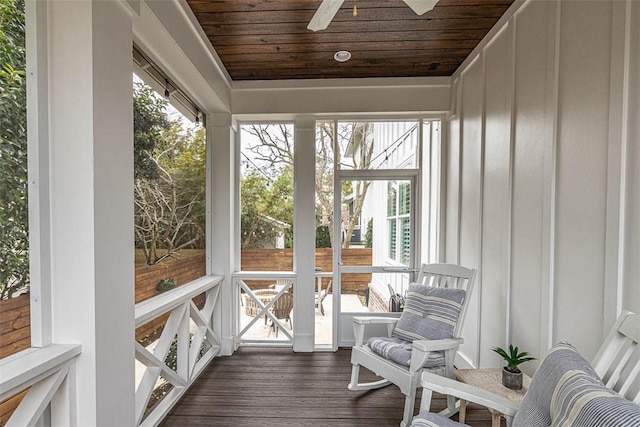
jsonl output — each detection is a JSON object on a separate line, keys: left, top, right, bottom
{"left": 348, "top": 263, "right": 477, "bottom": 427}
{"left": 413, "top": 310, "right": 640, "bottom": 427}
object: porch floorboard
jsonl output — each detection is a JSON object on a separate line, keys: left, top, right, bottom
{"left": 160, "top": 347, "right": 497, "bottom": 426}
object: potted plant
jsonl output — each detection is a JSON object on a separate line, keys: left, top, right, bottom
{"left": 492, "top": 344, "right": 535, "bottom": 390}
{"left": 156, "top": 278, "right": 177, "bottom": 293}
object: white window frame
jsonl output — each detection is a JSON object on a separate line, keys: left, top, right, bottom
{"left": 332, "top": 119, "right": 422, "bottom": 273}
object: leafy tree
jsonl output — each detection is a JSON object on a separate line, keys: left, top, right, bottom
{"left": 133, "top": 82, "right": 206, "bottom": 264}
{"left": 158, "top": 123, "right": 206, "bottom": 249}
{"left": 241, "top": 124, "right": 295, "bottom": 249}
{"left": 133, "top": 82, "right": 169, "bottom": 180}
{"left": 0, "top": 0, "right": 28, "bottom": 299}
{"left": 240, "top": 166, "right": 293, "bottom": 249}
{"left": 244, "top": 123, "right": 373, "bottom": 250}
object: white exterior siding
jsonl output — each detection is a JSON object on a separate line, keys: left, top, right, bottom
{"left": 446, "top": 0, "right": 640, "bottom": 372}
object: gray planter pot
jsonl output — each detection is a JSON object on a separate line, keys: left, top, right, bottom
{"left": 502, "top": 367, "right": 523, "bottom": 390}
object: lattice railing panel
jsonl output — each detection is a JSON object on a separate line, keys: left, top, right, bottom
{"left": 134, "top": 276, "right": 222, "bottom": 427}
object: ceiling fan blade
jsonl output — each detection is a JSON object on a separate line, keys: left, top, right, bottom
{"left": 307, "top": 0, "right": 345, "bottom": 32}
{"left": 403, "top": 0, "right": 439, "bottom": 15}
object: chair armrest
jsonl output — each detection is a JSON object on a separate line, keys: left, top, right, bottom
{"left": 352, "top": 317, "right": 400, "bottom": 346}
{"left": 410, "top": 338, "right": 463, "bottom": 374}
{"left": 413, "top": 338, "right": 463, "bottom": 352}
{"left": 353, "top": 316, "right": 400, "bottom": 325}
{"left": 420, "top": 372, "right": 520, "bottom": 418}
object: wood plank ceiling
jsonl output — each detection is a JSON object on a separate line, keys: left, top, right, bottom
{"left": 185, "top": 0, "right": 515, "bottom": 81}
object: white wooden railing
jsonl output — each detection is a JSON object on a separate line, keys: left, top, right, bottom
{"left": 234, "top": 272, "right": 296, "bottom": 345}
{"left": 135, "top": 275, "right": 223, "bottom": 426}
{"left": 0, "top": 276, "right": 221, "bottom": 427}
{"left": 0, "top": 344, "right": 81, "bottom": 426}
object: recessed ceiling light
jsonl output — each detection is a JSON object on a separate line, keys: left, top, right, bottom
{"left": 334, "top": 50, "right": 351, "bottom": 62}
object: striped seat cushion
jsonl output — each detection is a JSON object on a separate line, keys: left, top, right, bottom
{"left": 411, "top": 411, "right": 467, "bottom": 426}
{"left": 367, "top": 336, "right": 445, "bottom": 368}
{"left": 392, "top": 284, "right": 466, "bottom": 342}
{"left": 550, "top": 370, "right": 640, "bottom": 426}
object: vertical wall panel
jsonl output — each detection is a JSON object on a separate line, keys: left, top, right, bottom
{"left": 509, "top": 0, "right": 550, "bottom": 369}
{"left": 553, "top": 1, "right": 612, "bottom": 358}
{"left": 458, "top": 56, "right": 483, "bottom": 366}
{"left": 622, "top": 0, "right": 640, "bottom": 314}
{"left": 480, "top": 23, "right": 513, "bottom": 367}
{"left": 448, "top": 0, "right": 639, "bottom": 371}
{"left": 445, "top": 118, "right": 461, "bottom": 264}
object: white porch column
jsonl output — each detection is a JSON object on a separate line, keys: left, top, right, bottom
{"left": 293, "top": 116, "right": 316, "bottom": 352}
{"left": 47, "top": 1, "right": 135, "bottom": 425}
{"left": 210, "top": 113, "right": 236, "bottom": 355}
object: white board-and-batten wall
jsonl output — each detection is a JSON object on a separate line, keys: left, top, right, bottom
{"left": 445, "top": 0, "right": 640, "bottom": 373}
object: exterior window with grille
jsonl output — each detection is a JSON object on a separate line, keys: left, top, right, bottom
{"left": 387, "top": 182, "right": 397, "bottom": 259}
{"left": 387, "top": 181, "right": 411, "bottom": 265}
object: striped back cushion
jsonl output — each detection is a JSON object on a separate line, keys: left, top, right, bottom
{"left": 392, "top": 284, "right": 465, "bottom": 342}
{"left": 514, "top": 343, "right": 598, "bottom": 427}
{"left": 550, "top": 370, "right": 640, "bottom": 426}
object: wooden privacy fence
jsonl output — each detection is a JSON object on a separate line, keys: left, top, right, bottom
{"left": 0, "top": 247, "right": 371, "bottom": 356}
{"left": 0, "top": 294, "right": 30, "bottom": 359}
{"left": 241, "top": 248, "right": 372, "bottom": 293}
{"left": 0, "top": 294, "right": 30, "bottom": 425}
{"left": 135, "top": 251, "right": 206, "bottom": 342}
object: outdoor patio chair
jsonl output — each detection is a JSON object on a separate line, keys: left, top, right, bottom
{"left": 269, "top": 291, "right": 294, "bottom": 337}
{"left": 348, "top": 263, "right": 476, "bottom": 427}
{"left": 315, "top": 279, "right": 332, "bottom": 315}
{"left": 269, "top": 279, "right": 293, "bottom": 293}
{"left": 245, "top": 288, "right": 278, "bottom": 324}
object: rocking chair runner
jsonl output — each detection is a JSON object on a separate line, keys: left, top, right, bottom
{"left": 348, "top": 263, "right": 477, "bottom": 427}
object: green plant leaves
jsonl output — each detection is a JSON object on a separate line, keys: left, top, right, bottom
{"left": 492, "top": 344, "right": 536, "bottom": 370}
{"left": 0, "top": 0, "right": 29, "bottom": 299}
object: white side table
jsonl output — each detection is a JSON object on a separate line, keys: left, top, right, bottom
{"left": 453, "top": 368, "right": 531, "bottom": 427}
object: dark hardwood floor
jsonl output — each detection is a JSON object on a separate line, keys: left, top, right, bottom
{"left": 160, "top": 347, "right": 496, "bottom": 426}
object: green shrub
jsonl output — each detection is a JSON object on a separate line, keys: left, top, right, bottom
{"left": 365, "top": 218, "right": 373, "bottom": 248}
{"left": 156, "top": 278, "right": 177, "bottom": 292}
{"left": 165, "top": 334, "right": 210, "bottom": 371}
{"left": 315, "top": 224, "right": 331, "bottom": 248}
{"left": 0, "top": 0, "right": 29, "bottom": 300}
